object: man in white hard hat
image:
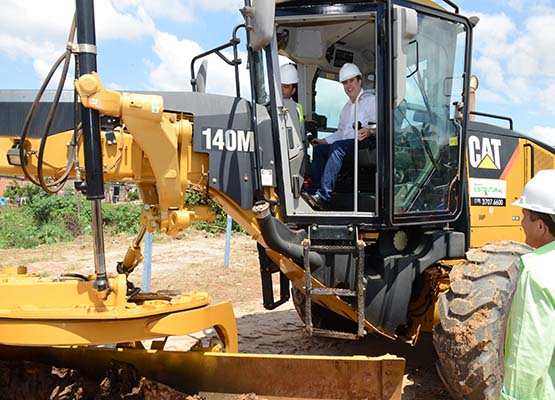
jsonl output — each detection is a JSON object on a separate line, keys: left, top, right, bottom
{"left": 280, "top": 63, "right": 304, "bottom": 123}
{"left": 501, "top": 169, "right": 555, "bottom": 400}
{"left": 303, "top": 62, "right": 376, "bottom": 210}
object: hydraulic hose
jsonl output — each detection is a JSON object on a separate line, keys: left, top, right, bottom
{"left": 253, "top": 201, "right": 325, "bottom": 270}
{"left": 18, "top": 14, "right": 80, "bottom": 194}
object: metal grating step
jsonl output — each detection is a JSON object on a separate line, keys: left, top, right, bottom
{"left": 310, "top": 288, "right": 357, "bottom": 297}
{"left": 310, "top": 327, "right": 360, "bottom": 340}
{"left": 307, "top": 244, "right": 359, "bottom": 254}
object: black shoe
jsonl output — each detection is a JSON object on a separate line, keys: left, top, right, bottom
{"left": 302, "top": 192, "right": 327, "bottom": 211}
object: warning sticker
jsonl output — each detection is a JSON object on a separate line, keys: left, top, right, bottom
{"left": 469, "top": 178, "right": 507, "bottom": 207}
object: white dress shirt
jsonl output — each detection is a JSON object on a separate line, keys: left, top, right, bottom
{"left": 325, "top": 90, "right": 377, "bottom": 144}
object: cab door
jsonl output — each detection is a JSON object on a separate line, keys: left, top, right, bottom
{"left": 389, "top": 4, "right": 471, "bottom": 227}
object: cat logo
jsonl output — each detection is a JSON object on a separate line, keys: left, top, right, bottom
{"left": 468, "top": 135, "right": 502, "bottom": 169}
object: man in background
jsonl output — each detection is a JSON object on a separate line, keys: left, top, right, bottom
{"left": 280, "top": 63, "right": 303, "bottom": 124}
{"left": 502, "top": 169, "right": 555, "bottom": 399}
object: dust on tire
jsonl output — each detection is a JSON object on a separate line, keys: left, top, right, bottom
{"left": 433, "top": 240, "right": 531, "bottom": 400}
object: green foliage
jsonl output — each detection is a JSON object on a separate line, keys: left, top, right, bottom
{"left": 127, "top": 190, "right": 140, "bottom": 201}
{"left": 185, "top": 191, "right": 245, "bottom": 234}
{"left": 35, "top": 223, "right": 74, "bottom": 244}
{"left": 0, "top": 183, "right": 142, "bottom": 248}
{"left": 27, "top": 190, "right": 77, "bottom": 224}
{"left": 0, "top": 207, "right": 41, "bottom": 248}
{"left": 0, "top": 184, "right": 245, "bottom": 248}
{"left": 101, "top": 203, "right": 141, "bottom": 234}
{"left": 2, "top": 180, "right": 42, "bottom": 203}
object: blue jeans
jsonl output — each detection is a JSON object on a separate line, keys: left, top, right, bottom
{"left": 311, "top": 139, "right": 354, "bottom": 201}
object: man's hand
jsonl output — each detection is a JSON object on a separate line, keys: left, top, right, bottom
{"left": 357, "top": 127, "right": 371, "bottom": 141}
{"left": 357, "top": 123, "right": 376, "bottom": 141}
{"left": 311, "top": 138, "right": 327, "bottom": 146}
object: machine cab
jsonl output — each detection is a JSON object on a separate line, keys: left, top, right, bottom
{"left": 249, "top": 0, "right": 472, "bottom": 228}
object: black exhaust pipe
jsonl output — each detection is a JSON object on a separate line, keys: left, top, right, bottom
{"left": 252, "top": 202, "right": 324, "bottom": 269}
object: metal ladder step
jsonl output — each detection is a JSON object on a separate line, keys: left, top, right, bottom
{"left": 311, "top": 327, "right": 361, "bottom": 341}
{"left": 307, "top": 244, "right": 362, "bottom": 254}
{"left": 310, "top": 288, "right": 356, "bottom": 297}
{"left": 302, "top": 237, "right": 366, "bottom": 340}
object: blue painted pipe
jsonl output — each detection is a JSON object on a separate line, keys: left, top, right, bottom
{"left": 224, "top": 215, "right": 233, "bottom": 268}
{"left": 142, "top": 231, "right": 152, "bottom": 292}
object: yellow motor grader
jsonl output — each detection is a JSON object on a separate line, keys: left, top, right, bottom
{"left": 0, "top": 0, "right": 554, "bottom": 399}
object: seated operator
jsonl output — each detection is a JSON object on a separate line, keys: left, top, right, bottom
{"left": 303, "top": 63, "right": 376, "bottom": 210}
{"left": 280, "top": 63, "right": 304, "bottom": 124}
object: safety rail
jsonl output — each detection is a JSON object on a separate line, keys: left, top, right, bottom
{"left": 470, "top": 110, "right": 514, "bottom": 130}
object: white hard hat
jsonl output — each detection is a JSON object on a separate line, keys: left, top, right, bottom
{"left": 280, "top": 64, "right": 298, "bottom": 84}
{"left": 339, "top": 63, "right": 362, "bottom": 83}
{"left": 512, "top": 169, "right": 555, "bottom": 216}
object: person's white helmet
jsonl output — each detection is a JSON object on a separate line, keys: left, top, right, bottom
{"left": 512, "top": 169, "right": 555, "bottom": 216}
{"left": 280, "top": 64, "right": 298, "bottom": 84}
{"left": 339, "top": 63, "right": 362, "bottom": 83}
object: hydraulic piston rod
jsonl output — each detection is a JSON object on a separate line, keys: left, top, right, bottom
{"left": 76, "top": 0, "right": 109, "bottom": 293}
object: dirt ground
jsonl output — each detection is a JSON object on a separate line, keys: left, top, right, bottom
{"left": 0, "top": 230, "right": 450, "bottom": 399}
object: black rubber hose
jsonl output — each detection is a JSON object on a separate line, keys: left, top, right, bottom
{"left": 253, "top": 202, "right": 325, "bottom": 269}
{"left": 18, "top": 14, "right": 79, "bottom": 193}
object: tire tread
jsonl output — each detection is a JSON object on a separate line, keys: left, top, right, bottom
{"left": 433, "top": 240, "right": 531, "bottom": 399}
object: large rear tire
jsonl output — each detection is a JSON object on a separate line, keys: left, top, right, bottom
{"left": 433, "top": 241, "right": 531, "bottom": 399}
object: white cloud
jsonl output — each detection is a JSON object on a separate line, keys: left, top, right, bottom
{"left": 0, "top": 2, "right": 74, "bottom": 42}
{"left": 0, "top": 0, "right": 245, "bottom": 93}
{"left": 147, "top": 31, "right": 251, "bottom": 96}
{"left": 529, "top": 125, "right": 555, "bottom": 146}
{"left": 0, "top": 33, "right": 58, "bottom": 62}
{"left": 473, "top": 56, "right": 509, "bottom": 95}
{"left": 112, "top": 0, "right": 244, "bottom": 22}
{"left": 536, "top": 84, "right": 555, "bottom": 113}
{"left": 469, "top": 8, "right": 555, "bottom": 115}
{"left": 471, "top": 12, "right": 516, "bottom": 58}
{"left": 473, "top": 86, "right": 510, "bottom": 106}
{"left": 509, "top": 15, "right": 555, "bottom": 78}
{"left": 0, "top": 0, "right": 156, "bottom": 84}
{"left": 468, "top": 12, "right": 521, "bottom": 102}
{"left": 96, "top": 1, "right": 156, "bottom": 40}
{"left": 0, "top": 1, "right": 155, "bottom": 48}
{"left": 113, "top": 0, "right": 192, "bottom": 22}
{"left": 494, "top": 0, "right": 526, "bottom": 12}
{"left": 148, "top": 32, "right": 203, "bottom": 91}
{"left": 495, "top": 0, "right": 553, "bottom": 14}
{"left": 200, "top": 0, "right": 244, "bottom": 12}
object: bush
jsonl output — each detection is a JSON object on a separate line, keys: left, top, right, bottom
{"left": 0, "top": 183, "right": 143, "bottom": 248}
{"left": 27, "top": 190, "right": 78, "bottom": 224}
{"left": 127, "top": 190, "right": 140, "bottom": 201}
{"left": 101, "top": 203, "right": 142, "bottom": 234}
{"left": 0, "top": 207, "right": 42, "bottom": 248}
{"left": 0, "top": 184, "right": 244, "bottom": 248}
{"left": 185, "top": 191, "right": 245, "bottom": 234}
{"left": 2, "top": 180, "right": 42, "bottom": 203}
{"left": 36, "top": 223, "right": 73, "bottom": 244}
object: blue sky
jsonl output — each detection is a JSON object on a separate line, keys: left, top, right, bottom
{"left": 0, "top": 0, "right": 554, "bottom": 143}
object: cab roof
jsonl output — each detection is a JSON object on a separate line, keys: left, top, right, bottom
{"left": 275, "top": 0, "right": 446, "bottom": 12}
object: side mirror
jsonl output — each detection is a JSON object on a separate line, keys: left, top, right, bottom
{"left": 393, "top": 6, "right": 418, "bottom": 108}
{"left": 242, "top": 0, "right": 275, "bottom": 51}
{"left": 196, "top": 60, "right": 208, "bottom": 93}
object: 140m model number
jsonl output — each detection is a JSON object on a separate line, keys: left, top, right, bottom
{"left": 201, "top": 128, "right": 254, "bottom": 152}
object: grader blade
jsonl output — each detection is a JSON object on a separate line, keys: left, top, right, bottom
{"left": 0, "top": 271, "right": 237, "bottom": 351}
{"left": 0, "top": 345, "right": 405, "bottom": 400}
